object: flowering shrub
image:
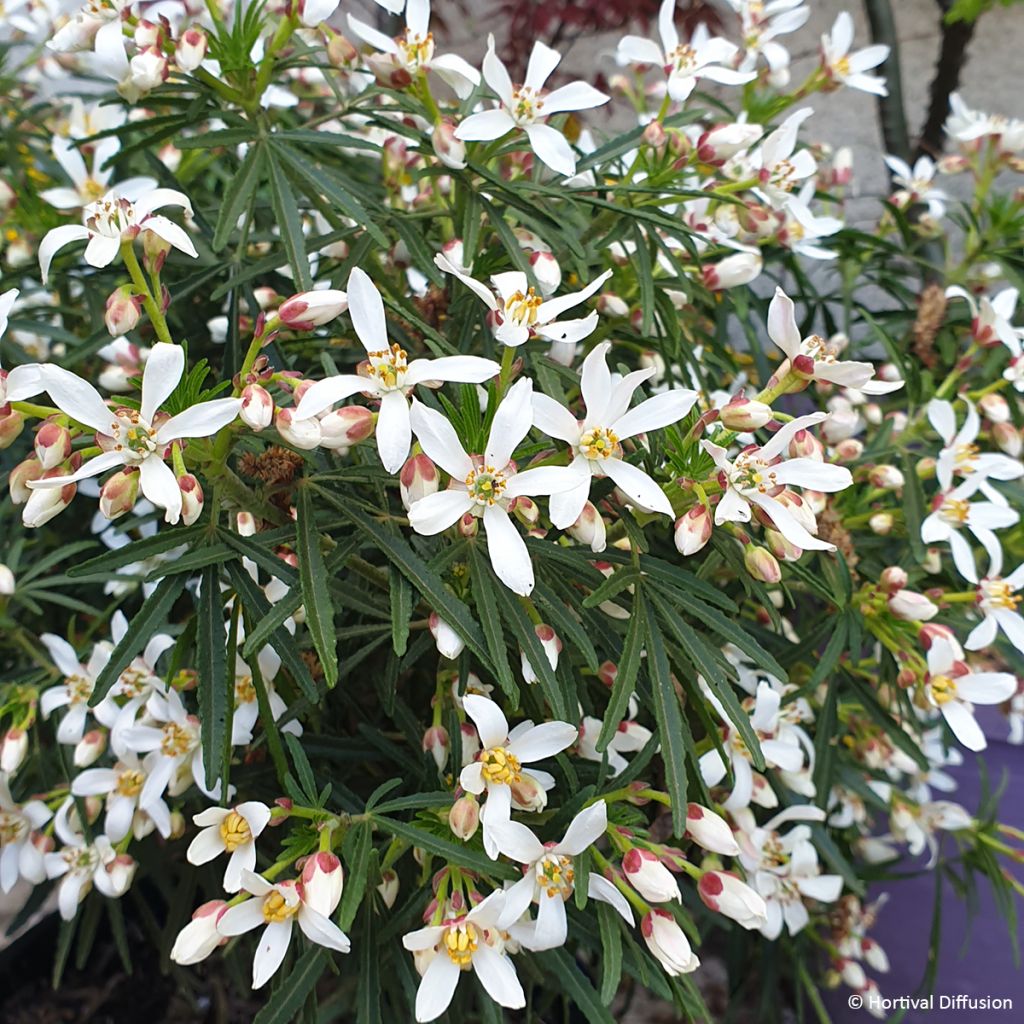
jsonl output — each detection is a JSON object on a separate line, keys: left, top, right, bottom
{"left": 1, "top": 0, "right": 1023, "bottom": 1020}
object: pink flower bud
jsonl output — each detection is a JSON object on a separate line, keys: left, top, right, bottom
{"left": 377, "top": 869, "right": 399, "bottom": 908}
{"left": 432, "top": 118, "right": 467, "bottom": 170}
{"left": 674, "top": 505, "right": 712, "bottom": 556}
{"left": 170, "top": 900, "right": 229, "bottom": 965}
{"left": 521, "top": 624, "right": 562, "bottom": 684}
{"left": 299, "top": 851, "right": 344, "bottom": 917}
{"left": 993, "top": 421, "right": 1022, "bottom": 457}
{"left": 422, "top": 725, "right": 449, "bottom": 771}
{"left": 175, "top": 25, "right": 208, "bottom": 72}
{"left": 511, "top": 494, "right": 538, "bottom": 525}
{"left": 879, "top": 566, "right": 908, "bottom": 593}
{"left": 278, "top": 290, "right": 349, "bottom": 330}
{"left": 720, "top": 395, "right": 773, "bottom": 431}
{"left": 567, "top": 501, "right": 607, "bottom": 552}
{"left": 529, "top": 251, "right": 561, "bottom": 296}
{"left": 869, "top": 511, "right": 894, "bottom": 535}
{"left": 0, "top": 405, "right": 25, "bottom": 449}
{"left": 449, "top": 794, "right": 480, "bottom": 841}
{"left": 0, "top": 727, "right": 28, "bottom": 773}
{"left": 888, "top": 589, "right": 938, "bottom": 622}
{"left": 787, "top": 428, "right": 823, "bottom": 460}
{"left": 744, "top": 545, "right": 781, "bottom": 584}
{"left": 400, "top": 453, "right": 439, "bottom": 509}
{"left": 510, "top": 774, "right": 548, "bottom": 813}
{"left": 641, "top": 909, "right": 700, "bottom": 975}
{"left": 862, "top": 937, "right": 889, "bottom": 972}
{"left": 457, "top": 511, "right": 478, "bottom": 537}
{"left": 685, "top": 803, "right": 739, "bottom": 855}
{"left": 696, "top": 123, "right": 762, "bottom": 164}
{"left": 623, "top": 848, "right": 681, "bottom": 902}
{"left": 73, "top": 729, "right": 107, "bottom": 768}
{"left": 698, "top": 871, "right": 767, "bottom": 930}
{"left": 643, "top": 119, "right": 667, "bottom": 149}
{"left": 429, "top": 612, "right": 465, "bottom": 660}
{"left": 104, "top": 285, "right": 143, "bottom": 337}
{"left": 33, "top": 421, "right": 72, "bottom": 470}
{"left": 22, "top": 470, "right": 76, "bottom": 527}
{"left": 178, "top": 473, "right": 204, "bottom": 526}
{"left": 319, "top": 406, "right": 374, "bottom": 451}
{"left": 276, "top": 407, "right": 322, "bottom": 449}
{"left": 868, "top": 464, "right": 904, "bottom": 490}
{"left": 980, "top": 394, "right": 1010, "bottom": 424}
{"left": 99, "top": 467, "right": 141, "bottom": 520}
{"left": 702, "top": 251, "right": 762, "bottom": 291}
{"left": 129, "top": 46, "right": 169, "bottom": 94}
{"left": 9, "top": 457, "right": 42, "bottom": 503}
{"left": 240, "top": 384, "right": 274, "bottom": 430}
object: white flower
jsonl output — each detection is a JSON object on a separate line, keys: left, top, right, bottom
{"left": 71, "top": 751, "right": 171, "bottom": 841}
{"left": 0, "top": 289, "right": 45, "bottom": 405}
{"left": 29, "top": 343, "right": 241, "bottom": 524}
{"left": 701, "top": 412, "right": 853, "bottom": 551}
{"left": 820, "top": 11, "right": 889, "bottom": 96}
{"left": 39, "top": 632, "right": 115, "bottom": 745}
{"left": 187, "top": 801, "right": 272, "bottom": 892}
{"left": 294, "top": 268, "right": 499, "bottom": 473}
{"left": 966, "top": 561, "right": 1024, "bottom": 654}
{"left": 232, "top": 648, "right": 302, "bottom": 746}
{"left": 40, "top": 134, "right": 156, "bottom": 212}
{"left": 347, "top": 0, "right": 480, "bottom": 98}
{"left": 768, "top": 287, "right": 903, "bottom": 393}
{"left": 408, "top": 378, "right": 576, "bottom": 596}
{"left": 455, "top": 35, "right": 609, "bottom": 176}
{"left": 618, "top": 0, "right": 754, "bottom": 103}
{"left": 883, "top": 154, "right": 947, "bottom": 218}
{"left": 0, "top": 775, "right": 51, "bottom": 893}
{"left": 945, "top": 92, "right": 1024, "bottom": 149}
{"left": 435, "top": 252, "right": 610, "bottom": 349}
{"left": 490, "top": 802, "right": 633, "bottom": 950}
{"left": 924, "top": 637, "right": 1016, "bottom": 752}
{"left": 532, "top": 341, "right": 697, "bottom": 536}
{"left": 402, "top": 890, "right": 524, "bottom": 1022}
{"left": 578, "top": 713, "right": 652, "bottom": 775}
{"left": 217, "top": 869, "right": 351, "bottom": 989}
{"left": 920, "top": 483, "right": 1019, "bottom": 584}
{"left": 945, "top": 285, "right": 1023, "bottom": 352}
{"left": 728, "top": 0, "right": 809, "bottom": 79}
{"left": 928, "top": 398, "right": 1022, "bottom": 499}
{"left": 38, "top": 185, "right": 196, "bottom": 283}
{"left": 752, "top": 109, "right": 818, "bottom": 208}
{"left": 170, "top": 900, "right": 229, "bottom": 966}
{"left": 458, "top": 694, "right": 576, "bottom": 858}
{"left": 44, "top": 832, "right": 127, "bottom": 921}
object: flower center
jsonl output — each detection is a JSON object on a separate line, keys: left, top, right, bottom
{"left": 0, "top": 811, "right": 28, "bottom": 845}
{"left": 479, "top": 746, "right": 522, "bottom": 785}
{"left": 668, "top": 44, "right": 696, "bottom": 74}
{"left": 66, "top": 673, "right": 93, "bottom": 704}
{"left": 160, "top": 721, "right": 196, "bottom": 757}
{"left": 116, "top": 768, "right": 145, "bottom": 797}
{"left": 980, "top": 578, "right": 1020, "bottom": 611}
{"left": 82, "top": 177, "right": 107, "bottom": 202}
{"left": 953, "top": 442, "right": 979, "bottom": 474}
{"left": 509, "top": 87, "right": 543, "bottom": 124}
{"left": 833, "top": 55, "right": 852, "bottom": 77}
{"left": 535, "top": 853, "right": 575, "bottom": 899}
{"left": 465, "top": 465, "right": 508, "bottom": 506}
{"left": 397, "top": 30, "right": 434, "bottom": 68}
{"left": 939, "top": 497, "right": 970, "bottom": 525}
{"left": 731, "top": 454, "right": 777, "bottom": 494}
{"left": 367, "top": 343, "right": 408, "bottom": 390}
{"left": 504, "top": 288, "right": 542, "bottom": 326}
{"left": 117, "top": 666, "right": 151, "bottom": 698}
{"left": 929, "top": 675, "right": 957, "bottom": 705}
{"left": 110, "top": 409, "right": 158, "bottom": 460}
{"left": 220, "top": 811, "right": 252, "bottom": 852}
{"left": 578, "top": 426, "right": 620, "bottom": 460}
{"left": 443, "top": 920, "right": 478, "bottom": 966}
{"left": 261, "top": 889, "right": 299, "bottom": 924}
{"left": 86, "top": 196, "right": 135, "bottom": 239}
{"left": 235, "top": 675, "right": 257, "bottom": 704}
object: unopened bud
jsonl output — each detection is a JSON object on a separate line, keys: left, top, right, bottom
{"left": 623, "top": 848, "right": 681, "bottom": 902}
{"left": 702, "top": 251, "right": 762, "bottom": 291}
{"left": 73, "top": 729, "right": 107, "bottom": 768}
{"left": 869, "top": 464, "right": 904, "bottom": 490}
{"left": 105, "top": 285, "right": 142, "bottom": 336}
{"left": 992, "top": 421, "right": 1022, "bottom": 457}
{"left": 240, "top": 384, "right": 274, "bottom": 430}
{"left": 9, "top": 457, "right": 43, "bottom": 503}
{"left": 432, "top": 118, "right": 467, "bottom": 170}
{"left": 980, "top": 394, "right": 1011, "bottom": 424}
{"left": 567, "top": 501, "right": 607, "bottom": 552}
{"left": 276, "top": 408, "right": 322, "bottom": 449}
{"left": 299, "top": 851, "right": 344, "bottom": 916}
{"left": 529, "top": 251, "right": 561, "bottom": 296}
{"left": 869, "top": 511, "right": 894, "bottom": 535}
{"left": 720, "top": 396, "right": 773, "bottom": 430}
{"left": 0, "top": 563, "right": 13, "bottom": 596}
{"left": 888, "top": 589, "right": 938, "bottom": 621}
{"left": 22, "top": 472, "right": 76, "bottom": 528}
{"left": 429, "top": 612, "right": 464, "bottom": 659}
{"left": 400, "top": 453, "right": 439, "bottom": 509}
{"left": 178, "top": 473, "right": 204, "bottom": 525}
{"left": 377, "top": 869, "right": 399, "bottom": 908}
{"left": 99, "top": 467, "right": 140, "bottom": 520}
{"left": 422, "top": 725, "right": 449, "bottom": 771}
{"left": 278, "top": 290, "right": 349, "bottom": 330}
{"left": 175, "top": 26, "right": 208, "bottom": 72}
{"left": 510, "top": 774, "right": 547, "bottom": 812}
{"left": 449, "top": 794, "right": 480, "bottom": 841}
{"left": 744, "top": 545, "right": 781, "bottom": 583}
{"left": 879, "top": 566, "right": 908, "bottom": 593}
{"left": 674, "top": 505, "right": 712, "bottom": 556}
{"left": 643, "top": 119, "right": 667, "bottom": 149}
{"left": 0, "top": 727, "right": 28, "bottom": 773}
{"left": 319, "top": 406, "right": 374, "bottom": 450}
{"left": 0, "top": 405, "right": 25, "bottom": 448}
{"left": 788, "top": 428, "right": 823, "bottom": 460}
{"left": 33, "top": 421, "right": 72, "bottom": 470}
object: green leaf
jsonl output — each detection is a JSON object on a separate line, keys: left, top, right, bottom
{"left": 596, "top": 596, "right": 646, "bottom": 751}
{"left": 252, "top": 946, "right": 326, "bottom": 1024}
{"left": 901, "top": 451, "right": 928, "bottom": 564}
{"left": 356, "top": 896, "right": 381, "bottom": 1024}
{"left": 197, "top": 565, "right": 231, "bottom": 791}
{"left": 67, "top": 525, "right": 202, "bottom": 578}
{"left": 597, "top": 903, "right": 624, "bottom": 1006}
{"left": 372, "top": 816, "right": 516, "bottom": 879}
{"left": 468, "top": 545, "right": 517, "bottom": 699}
{"left": 88, "top": 574, "right": 188, "bottom": 705}
{"left": 389, "top": 566, "right": 412, "bottom": 657}
{"left": 337, "top": 820, "right": 372, "bottom": 930}
{"left": 645, "top": 602, "right": 689, "bottom": 837}
{"left": 544, "top": 947, "right": 616, "bottom": 1024}
{"left": 212, "top": 142, "right": 265, "bottom": 251}
{"left": 296, "top": 483, "right": 338, "bottom": 688}
{"left": 267, "top": 148, "right": 313, "bottom": 291}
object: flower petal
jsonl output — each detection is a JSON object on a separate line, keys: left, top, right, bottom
{"left": 140, "top": 343, "right": 184, "bottom": 423}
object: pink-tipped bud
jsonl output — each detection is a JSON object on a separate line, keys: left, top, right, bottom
{"left": 0, "top": 405, "right": 25, "bottom": 449}
{"left": 429, "top": 612, "right": 465, "bottom": 660}
{"left": 449, "top": 794, "right": 480, "bottom": 841}
{"left": 597, "top": 293, "right": 629, "bottom": 317}
{"left": 104, "top": 285, "right": 142, "bottom": 337}
{"left": 178, "top": 474, "right": 204, "bottom": 526}
{"left": 698, "top": 871, "right": 768, "bottom": 930}
{"left": 702, "top": 251, "right": 762, "bottom": 291}
{"left": 319, "top": 406, "right": 374, "bottom": 451}
{"left": 674, "top": 505, "right": 712, "bottom": 556}
{"left": 74, "top": 729, "right": 107, "bottom": 768}
{"left": 9, "top": 457, "right": 43, "bottom": 503}
{"left": 879, "top": 566, "right": 908, "bottom": 593}
{"left": 99, "top": 467, "right": 140, "bottom": 520}
{"left": 170, "top": 901, "right": 229, "bottom": 966}
{"left": 278, "top": 290, "right": 349, "bottom": 330}
{"left": 979, "top": 393, "right": 1010, "bottom": 423}
{"left": 696, "top": 123, "right": 762, "bottom": 164}
{"left": 240, "top": 384, "right": 274, "bottom": 430}
{"left": 22, "top": 471, "right": 75, "bottom": 528}
{"left": 993, "top": 421, "right": 1023, "bottom": 457}
{"left": 175, "top": 25, "right": 208, "bottom": 72}
{"left": 510, "top": 773, "right": 548, "bottom": 813}
{"left": 868, "top": 464, "right": 904, "bottom": 490}
{"left": 623, "top": 848, "right": 681, "bottom": 902}
{"left": 0, "top": 727, "right": 28, "bottom": 774}
{"left": 457, "top": 511, "right": 478, "bottom": 537}
{"left": 511, "top": 495, "right": 538, "bottom": 526}
{"left": 643, "top": 119, "right": 667, "bottom": 149}
{"left": 422, "top": 725, "right": 449, "bottom": 771}
{"left": 685, "top": 803, "right": 739, "bottom": 856}
{"left": 744, "top": 545, "right": 781, "bottom": 584}
{"left": 567, "top": 501, "right": 607, "bottom": 552}
{"left": 529, "top": 251, "right": 561, "bottom": 297}
{"left": 641, "top": 909, "right": 700, "bottom": 975}
{"left": 720, "top": 396, "right": 773, "bottom": 431}
{"left": 869, "top": 511, "right": 894, "bottom": 535}
{"left": 299, "top": 851, "right": 344, "bottom": 916}
{"left": 788, "top": 428, "right": 823, "bottom": 460}
{"left": 888, "top": 589, "right": 938, "bottom": 622}
{"left": 276, "top": 408, "right": 322, "bottom": 449}
{"left": 432, "top": 118, "right": 467, "bottom": 170}
{"left": 521, "top": 624, "right": 561, "bottom": 684}
{"left": 377, "top": 869, "right": 399, "bottom": 908}
{"left": 34, "top": 421, "right": 72, "bottom": 470}
{"left": 400, "top": 453, "right": 439, "bottom": 510}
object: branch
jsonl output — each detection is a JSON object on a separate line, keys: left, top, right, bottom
{"left": 863, "top": 0, "right": 913, "bottom": 162}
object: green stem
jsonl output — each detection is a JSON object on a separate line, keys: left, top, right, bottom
{"left": 121, "top": 242, "right": 173, "bottom": 345}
